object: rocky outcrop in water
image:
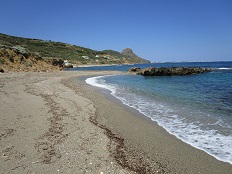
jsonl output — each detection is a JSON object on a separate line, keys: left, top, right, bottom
{"left": 128, "top": 67, "right": 141, "bottom": 72}
{"left": 131, "top": 67, "right": 211, "bottom": 76}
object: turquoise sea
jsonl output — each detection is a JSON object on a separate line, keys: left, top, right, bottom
{"left": 70, "top": 61, "right": 232, "bottom": 164}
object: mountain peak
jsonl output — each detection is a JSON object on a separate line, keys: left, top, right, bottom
{"left": 121, "top": 48, "right": 150, "bottom": 63}
{"left": 121, "top": 48, "right": 142, "bottom": 59}
{"left": 121, "top": 48, "right": 134, "bottom": 55}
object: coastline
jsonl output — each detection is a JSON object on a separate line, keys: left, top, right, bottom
{"left": 76, "top": 64, "right": 122, "bottom": 68}
{"left": 77, "top": 75, "right": 232, "bottom": 174}
{"left": 1, "top": 71, "right": 231, "bottom": 173}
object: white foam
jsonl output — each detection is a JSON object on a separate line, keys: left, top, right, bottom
{"left": 85, "top": 75, "right": 117, "bottom": 94}
{"left": 121, "top": 93, "right": 232, "bottom": 165}
{"left": 217, "top": 67, "right": 232, "bottom": 70}
{"left": 85, "top": 75, "right": 232, "bottom": 165}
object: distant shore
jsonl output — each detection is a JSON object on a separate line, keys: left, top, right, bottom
{"left": 0, "top": 71, "right": 231, "bottom": 173}
{"left": 75, "top": 64, "right": 119, "bottom": 67}
{"left": 75, "top": 63, "right": 133, "bottom": 68}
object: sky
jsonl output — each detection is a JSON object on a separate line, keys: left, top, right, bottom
{"left": 0, "top": 0, "right": 232, "bottom": 62}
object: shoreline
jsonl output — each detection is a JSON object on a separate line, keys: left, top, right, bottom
{"left": 76, "top": 74, "right": 232, "bottom": 173}
{"left": 76, "top": 64, "right": 122, "bottom": 68}
{"left": 1, "top": 71, "right": 231, "bottom": 173}
{"left": 84, "top": 73, "right": 232, "bottom": 165}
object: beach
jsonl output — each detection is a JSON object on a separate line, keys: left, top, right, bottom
{"left": 0, "top": 71, "right": 231, "bottom": 174}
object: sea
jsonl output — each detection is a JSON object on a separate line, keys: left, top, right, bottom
{"left": 69, "top": 61, "right": 232, "bottom": 164}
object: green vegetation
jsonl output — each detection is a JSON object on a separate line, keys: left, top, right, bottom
{"left": 0, "top": 33, "right": 150, "bottom": 65}
{"left": 0, "top": 58, "right": 4, "bottom": 64}
{"left": 101, "top": 50, "right": 123, "bottom": 58}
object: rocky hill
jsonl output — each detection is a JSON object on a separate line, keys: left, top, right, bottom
{"left": 121, "top": 48, "right": 149, "bottom": 63}
{"left": 0, "top": 45, "right": 63, "bottom": 72}
{"left": 0, "top": 33, "right": 150, "bottom": 72}
{"left": 101, "top": 49, "right": 150, "bottom": 64}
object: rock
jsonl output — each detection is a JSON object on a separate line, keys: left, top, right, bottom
{"left": 0, "top": 68, "right": 4, "bottom": 73}
{"left": 128, "top": 67, "right": 141, "bottom": 72}
{"left": 137, "top": 67, "right": 211, "bottom": 76}
{"left": 64, "top": 64, "right": 73, "bottom": 69}
{"left": 9, "top": 56, "right": 14, "bottom": 63}
{"left": 45, "top": 58, "right": 64, "bottom": 67}
{"left": 47, "top": 59, "right": 64, "bottom": 67}
{"left": 12, "top": 46, "right": 29, "bottom": 58}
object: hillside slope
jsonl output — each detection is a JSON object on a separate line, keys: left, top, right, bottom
{"left": 121, "top": 48, "right": 149, "bottom": 63}
{"left": 0, "top": 45, "right": 63, "bottom": 72}
{"left": 0, "top": 33, "right": 150, "bottom": 69}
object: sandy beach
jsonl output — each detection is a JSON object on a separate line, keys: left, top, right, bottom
{"left": 1, "top": 71, "right": 232, "bottom": 174}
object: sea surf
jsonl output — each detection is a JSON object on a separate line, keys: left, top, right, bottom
{"left": 84, "top": 61, "right": 232, "bottom": 164}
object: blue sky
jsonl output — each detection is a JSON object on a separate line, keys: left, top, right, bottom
{"left": 0, "top": 0, "right": 232, "bottom": 62}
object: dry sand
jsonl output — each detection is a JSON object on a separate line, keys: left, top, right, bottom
{"left": 0, "top": 71, "right": 231, "bottom": 174}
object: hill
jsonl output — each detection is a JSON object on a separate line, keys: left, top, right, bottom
{"left": 121, "top": 48, "right": 148, "bottom": 63}
{"left": 0, "top": 45, "right": 63, "bottom": 72}
{"left": 0, "top": 33, "right": 150, "bottom": 72}
{"left": 102, "top": 49, "right": 150, "bottom": 64}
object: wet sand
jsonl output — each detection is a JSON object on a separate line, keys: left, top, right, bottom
{"left": 0, "top": 71, "right": 231, "bottom": 173}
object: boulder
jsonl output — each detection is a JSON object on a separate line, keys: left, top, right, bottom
{"left": 64, "top": 64, "right": 73, "bottom": 69}
{"left": 128, "top": 67, "right": 141, "bottom": 72}
{"left": 12, "top": 46, "right": 29, "bottom": 58}
{"left": 46, "top": 59, "right": 64, "bottom": 67}
{"left": 53, "top": 59, "right": 63, "bottom": 67}
{"left": 137, "top": 67, "right": 211, "bottom": 76}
